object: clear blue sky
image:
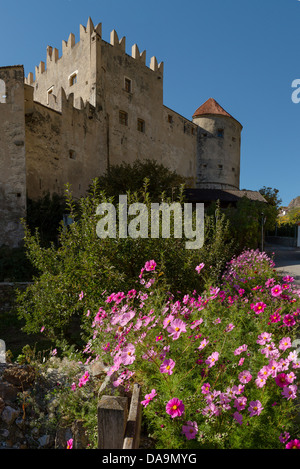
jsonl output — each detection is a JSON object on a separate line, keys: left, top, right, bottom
{"left": 1, "top": 0, "right": 299, "bottom": 207}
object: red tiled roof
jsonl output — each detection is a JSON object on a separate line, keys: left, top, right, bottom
{"left": 193, "top": 98, "right": 234, "bottom": 119}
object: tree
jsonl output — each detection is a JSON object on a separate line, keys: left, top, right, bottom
{"left": 90, "top": 159, "right": 187, "bottom": 202}
{"left": 258, "top": 187, "right": 282, "bottom": 210}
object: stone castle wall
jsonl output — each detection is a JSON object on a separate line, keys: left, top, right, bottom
{"left": 0, "top": 66, "right": 27, "bottom": 248}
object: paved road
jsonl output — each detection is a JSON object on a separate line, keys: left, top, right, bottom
{"left": 264, "top": 242, "right": 300, "bottom": 285}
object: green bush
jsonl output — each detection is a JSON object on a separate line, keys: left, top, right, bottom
{"left": 16, "top": 179, "right": 234, "bottom": 344}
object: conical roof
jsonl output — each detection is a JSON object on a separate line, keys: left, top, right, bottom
{"left": 193, "top": 97, "right": 237, "bottom": 121}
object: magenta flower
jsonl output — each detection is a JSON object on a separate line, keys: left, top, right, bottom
{"left": 271, "top": 285, "right": 282, "bottom": 297}
{"left": 248, "top": 400, "right": 263, "bottom": 417}
{"left": 166, "top": 398, "right": 185, "bottom": 418}
{"left": 286, "top": 439, "right": 300, "bottom": 449}
{"left": 141, "top": 389, "right": 157, "bottom": 407}
{"left": 201, "top": 383, "right": 211, "bottom": 394}
{"left": 275, "top": 373, "right": 289, "bottom": 388}
{"left": 205, "top": 351, "right": 219, "bottom": 368}
{"left": 167, "top": 318, "right": 187, "bottom": 340}
{"left": 283, "top": 314, "right": 296, "bottom": 327}
{"left": 252, "top": 301, "right": 266, "bottom": 314}
{"left": 182, "top": 421, "right": 198, "bottom": 440}
{"left": 144, "top": 260, "right": 157, "bottom": 272}
{"left": 279, "top": 431, "right": 290, "bottom": 443}
{"left": 66, "top": 438, "right": 73, "bottom": 449}
{"left": 78, "top": 372, "right": 90, "bottom": 387}
{"left": 282, "top": 385, "right": 297, "bottom": 400}
{"left": 238, "top": 370, "right": 252, "bottom": 384}
{"left": 269, "top": 312, "right": 282, "bottom": 323}
{"left": 195, "top": 263, "right": 205, "bottom": 274}
{"left": 233, "top": 411, "right": 243, "bottom": 425}
{"left": 234, "top": 396, "right": 247, "bottom": 411}
{"left": 160, "top": 359, "right": 175, "bottom": 375}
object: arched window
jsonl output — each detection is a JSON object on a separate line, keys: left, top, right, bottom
{"left": 0, "top": 79, "right": 6, "bottom": 103}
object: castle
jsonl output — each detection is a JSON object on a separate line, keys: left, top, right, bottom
{"left": 0, "top": 17, "right": 265, "bottom": 248}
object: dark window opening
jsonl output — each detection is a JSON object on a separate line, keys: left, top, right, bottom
{"left": 119, "top": 110, "right": 128, "bottom": 126}
{"left": 168, "top": 114, "right": 173, "bottom": 124}
{"left": 217, "top": 129, "right": 224, "bottom": 138}
{"left": 124, "top": 78, "right": 132, "bottom": 93}
{"left": 137, "top": 118, "right": 145, "bottom": 133}
{"left": 69, "top": 150, "right": 76, "bottom": 160}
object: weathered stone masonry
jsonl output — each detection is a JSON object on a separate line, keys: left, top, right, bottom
{"left": 1, "top": 17, "right": 248, "bottom": 248}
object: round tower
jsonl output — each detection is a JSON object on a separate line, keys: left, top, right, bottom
{"left": 192, "top": 98, "right": 242, "bottom": 190}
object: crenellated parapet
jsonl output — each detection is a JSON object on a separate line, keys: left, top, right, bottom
{"left": 24, "top": 17, "right": 163, "bottom": 86}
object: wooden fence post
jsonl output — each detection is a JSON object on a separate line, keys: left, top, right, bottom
{"left": 123, "top": 383, "right": 142, "bottom": 449}
{"left": 97, "top": 395, "right": 128, "bottom": 449}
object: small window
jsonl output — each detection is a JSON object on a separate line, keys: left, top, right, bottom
{"left": 201, "top": 132, "right": 207, "bottom": 138}
{"left": 232, "top": 137, "right": 236, "bottom": 142}
{"left": 124, "top": 77, "right": 132, "bottom": 93}
{"left": 69, "top": 150, "right": 76, "bottom": 160}
{"left": 217, "top": 129, "right": 224, "bottom": 138}
{"left": 168, "top": 114, "right": 173, "bottom": 124}
{"left": 218, "top": 164, "right": 223, "bottom": 169}
{"left": 69, "top": 72, "right": 78, "bottom": 86}
{"left": 137, "top": 118, "right": 145, "bottom": 133}
{"left": 119, "top": 110, "right": 128, "bottom": 126}
{"left": 47, "top": 86, "right": 54, "bottom": 104}
{"left": 232, "top": 167, "right": 235, "bottom": 172}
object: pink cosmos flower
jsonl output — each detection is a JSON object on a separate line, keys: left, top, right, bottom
{"left": 190, "top": 319, "right": 203, "bottom": 329}
{"left": 234, "top": 344, "right": 248, "bottom": 355}
{"left": 182, "top": 421, "right": 198, "bottom": 440}
{"left": 252, "top": 301, "right": 267, "bottom": 314}
{"left": 279, "top": 431, "right": 290, "bottom": 443}
{"left": 283, "top": 314, "right": 296, "bottom": 327}
{"left": 248, "top": 400, "right": 263, "bottom": 416}
{"left": 282, "top": 275, "right": 294, "bottom": 283}
{"left": 255, "top": 376, "right": 267, "bottom": 388}
{"left": 144, "top": 260, "right": 156, "bottom": 272}
{"left": 195, "top": 263, "right": 205, "bottom": 273}
{"left": 279, "top": 337, "right": 292, "bottom": 351}
{"left": 282, "top": 385, "right": 297, "bottom": 400}
{"left": 257, "top": 332, "right": 272, "bottom": 345}
{"left": 78, "top": 372, "right": 90, "bottom": 387}
{"left": 79, "top": 291, "right": 84, "bottom": 300}
{"left": 271, "top": 285, "right": 282, "bottom": 297}
{"left": 265, "top": 278, "right": 275, "bottom": 288}
{"left": 120, "top": 343, "right": 136, "bottom": 365}
{"left": 66, "top": 438, "right": 73, "bottom": 449}
{"left": 167, "top": 318, "right": 187, "bottom": 340}
{"left": 201, "top": 383, "right": 211, "bottom": 394}
{"left": 166, "top": 398, "right": 185, "bottom": 418}
{"left": 233, "top": 411, "right": 243, "bottom": 425}
{"left": 163, "top": 314, "right": 174, "bottom": 329}
{"left": 238, "top": 358, "right": 245, "bottom": 366}
{"left": 205, "top": 351, "right": 219, "bottom": 368}
{"left": 40, "top": 326, "right": 45, "bottom": 333}
{"left": 234, "top": 396, "right": 247, "bottom": 411}
{"left": 198, "top": 338, "right": 209, "bottom": 350}
{"left": 141, "top": 389, "right": 157, "bottom": 407}
{"left": 286, "top": 439, "right": 300, "bottom": 449}
{"left": 225, "top": 323, "right": 235, "bottom": 332}
{"left": 267, "top": 360, "right": 280, "bottom": 378}
{"left": 275, "top": 373, "right": 289, "bottom": 388}
{"left": 269, "top": 312, "right": 282, "bottom": 323}
{"left": 238, "top": 370, "right": 252, "bottom": 384}
{"left": 160, "top": 359, "right": 175, "bottom": 375}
